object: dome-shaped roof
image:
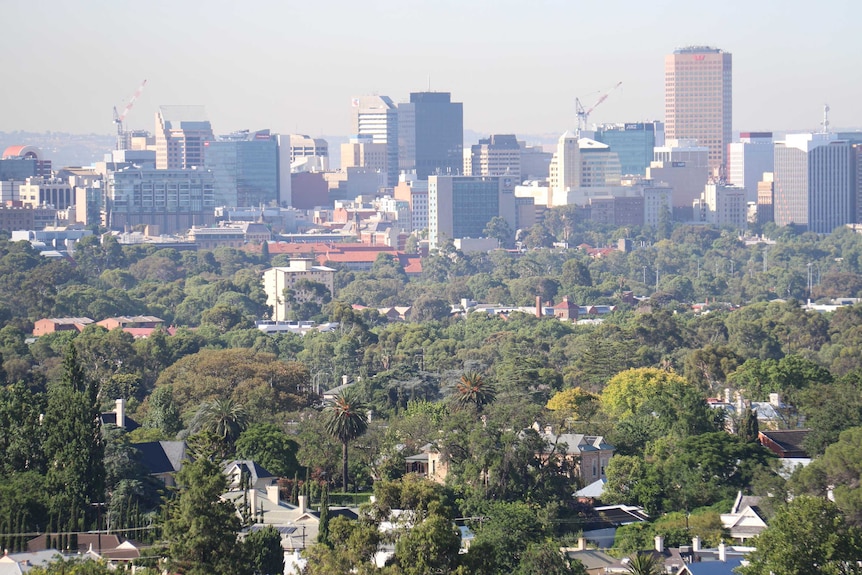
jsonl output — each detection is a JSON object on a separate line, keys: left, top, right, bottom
{"left": 2, "top": 145, "right": 42, "bottom": 161}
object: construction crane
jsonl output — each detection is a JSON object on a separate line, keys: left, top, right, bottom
{"left": 113, "top": 79, "right": 148, "bottom": 150}
{"left": 575, "top": 81, "right": 622, "bottom": 134}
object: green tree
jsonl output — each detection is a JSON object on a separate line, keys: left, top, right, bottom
{"left": 455, "top": 371, "right": 496, "bottom": 413}
{"left": 624, "top": 553, "right": 662, "bottom": 575}
{"left": 803, "top": 426, "right": 862, "bottom": 525}
{"left": 394, "top": 513, "right": 462, "bottom": 575}
{"left": 515, "top": 541, "right": 588, "bottom": 575}
{"left": 164, "top": 456, "right": 243, "bottom": 575}
{"left": 484, "top": 216, "right": 514, "bottom": 248}
{"left": 42, "top": 346, "right": 105, "bottom": 528}
{"left": 193, "top": 397, "right": 249, "bottom": 447}
{"left": 142, "top": 385, "right": 183, "bottom": 436}
{"left": 738, "top": 496, "right": 862, "bottom": 575}
{"left": 235, "top": 423, "right": 301, "bottom": 478}
{"left": 243, "top": 525, "right": 284, "bottom": 575}
{"left": 467, "top": 501, "right": 545, "bottom": 575}
{"left": 325, "top": 389, "right": 369, "bottom": 492}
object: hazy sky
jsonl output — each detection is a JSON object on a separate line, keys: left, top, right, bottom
{"left": 2, "top": 0, "right": 860, "bottom": 140}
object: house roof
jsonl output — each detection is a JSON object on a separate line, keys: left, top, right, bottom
{"left": 224, "top": 460, "right": 276, "bottom": 485}
{"left": 134, "top": 440, "right": 186, "bottom": 475}
{"left": 759, "top": 429, "right": 811, "bottom": 457}
{"left": 38, "top": 317, "right": 94, "bottom": 325}
{"left": 563, "top": 549, "right": 617, "bottom": 570}
{"left": 99, "top": 412, "right": 141, "bottom": 431}
{"left": 576, "top": 478, "right": 607, "bottom": 498}
{"left": 681, "top": 558, "right": 744, "bottom": 575}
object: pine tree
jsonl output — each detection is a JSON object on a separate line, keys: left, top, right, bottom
{"left": 317, "top": 484, "right": 330, "bottom": 547}
{"left": 164, "top": 457, "right": 243, "bottom": 575}
{"left": 43, "top": 345, "right": 105, "bottom": 530}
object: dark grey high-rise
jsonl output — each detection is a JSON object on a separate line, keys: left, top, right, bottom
{"left": 398, "top": 92, "right": 463, "bottom": 179}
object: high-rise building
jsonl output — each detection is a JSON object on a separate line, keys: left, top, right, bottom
{"left": 665, "top": 46, "right": 732, "bottom": 176}
{"left": 728, "top": 133, "right": 774, "bottom": 203}
{"left": 340, "top": 136, "right": 388, "bottom": 176}
{"left": 549, "top": 133, "right": 622, "bottom": 206}
{"left": 774, "top": 133, "right": 856, "bottom": 233}
{"left": 399, "top": 92, "right": 463, "bottom": 179}
{"left": 427, "top": 175, "right": 516, "bottom": 249}
{"left": 756, "top": 172, "right": 775, "bottom": 225}
{"left": 694, "top": 183, "right": 747, "bottom": 229}
{"left": 204, "top": 130, "right": 278, "bottom": 207}
{"left": 464, "top": 134, "right": 521, "bottom": 180}
{"left": 593, "top": 122, "right": 663, "bottom": 176}
{"left": 647, "top": 139, "right": 710, "bottom": 220}
{"left": 2, "top": 145, "right": 51, "bottom": 177}
{"left": 155, "top": 106, "right": 214, "bottom": 170}
{"left": 106, "top": 166, "right": 215, "bottom": 234}
{"left": 352, "top": 95, "right": 399, "bottom": 187}
{"left": 287, "top": 134, "right": 329, "bottom": 163}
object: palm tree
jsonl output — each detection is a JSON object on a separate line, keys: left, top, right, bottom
{"left": 455, "top": 371, "right": 496, "bottom": 413}
{"left": 197, "top": 398, "right": 249, "bottom": 445}
{"left": 624, "top": 552, "right": 661, "bottom": 575}
{"left": 325, "top": 389, "right": 368, "bottom": 492}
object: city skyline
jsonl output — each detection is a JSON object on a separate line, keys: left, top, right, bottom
{"left": 2, "top": 0, "right": 861, "bottom": 138}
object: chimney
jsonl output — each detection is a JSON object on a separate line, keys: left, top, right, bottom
{"left": 577, "top": 537, "right": 587, "bottom": 551}
{"left": 769, "top": 393, "right": 781, "bottom": 407}
{"left": 342, "top": 375, "right": 349, "bottom": 386}
{"left": 654, "top": 535, "right": 664, "bottom": 553}
{"left": 115, "top": 398, "right": 125, "bottom": 429}
{"left": 249, "top": 487, "right": 257, "bottom": 517}
{"left": 266, "top": 484, "right": 280, "bottom": 505}
{"left": 692, "top": 536, "right": 701, "bottom": 552}
{"left": 298, "top": 494, "right": 307, "bottom": 514}
{"left": 718, "top": 542, "right": 727, "bottom": 562}
{"left": 724, "top": 388, "right": 731, "bottom": 404}
{"left": 536, "top": 295, "right": 542, "bottom": 318}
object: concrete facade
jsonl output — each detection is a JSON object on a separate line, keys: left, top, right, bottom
{"left": 774, "top": 133, "right": 856, "bottom": 233}
{"left": 262, "top": 260, "right": 336, "bottom": 322}
{"left": 728, "top": 132, "right": 774, "bottom": 203}
{"left": 428, "top": 175, "right": 515, "bottom": 249}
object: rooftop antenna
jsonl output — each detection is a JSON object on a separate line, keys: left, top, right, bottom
{"left": 821, "top": 104, "right": 830, "bottom": 134}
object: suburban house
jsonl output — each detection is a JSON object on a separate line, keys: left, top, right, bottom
{"left": 26, "top": 533, "right": 142, "bottom": 566}
{"left": 135, "top": 440, "right": 187, "bottom": 486}
{"left": 32, "top": 317, "right": 93, "bottom": 336}
{"left": 99, "top": 398, "right": 140, "bottom": 431}
{"left": 601, "top": 536, "right": 753, "bottom": 575}
{"left": 405, "top": 443, "right": 449, "bottom": 484}
{"left": 758, "top": 429, "right": 812, "bottom": 477}
{"left": 531, "top": 425, "right": 615, "bottom": 486}
{"left": 720, "top": 491, "right": 768, "bottom": 543}
{"left": 758, "top": 429, "right": 810, "bottom": 458}
{"left": 553, "top": 296, "right": 579, "bottom": 321}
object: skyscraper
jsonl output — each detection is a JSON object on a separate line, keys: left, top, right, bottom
{"left": 352, "top": 95, "right": 399, "bottom": 187}
{"left": 155, "top": 106, "right": 214, "bottom": 170}
{"left": 774, "top": 133, "right": 856, "bottom": 233}
{"left": 399, "top": 92, "right": 463, "bottom": 179}
{"left": 665, "top": 46, "right": 732, "bottom": 176}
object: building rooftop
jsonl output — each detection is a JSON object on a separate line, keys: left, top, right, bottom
{"left": 674, "top": 46, "right": 724, "bottom": 54}
{"left": 159, "top": 105, "right": 209, "bottom": 125}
